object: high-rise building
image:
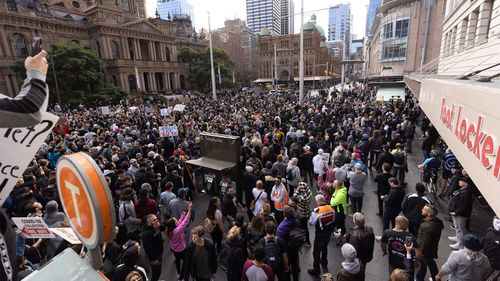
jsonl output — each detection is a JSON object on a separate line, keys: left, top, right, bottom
{"left": 157, "top": 0, "right": 194, "bottom": 25}
{"left": 328, "top": 4, "right": 351, "bottom": 42}
{"left": 365, "top": 0, "right": 382, "bottom": 36}
{"left": 280, "top": 0, "right": 294, "bottom": 35}
{"left": 246, "top": 0, "right": 281, "bottom": 35}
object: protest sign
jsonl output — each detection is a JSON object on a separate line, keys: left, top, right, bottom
{"left": 13, "top": 217, "right": 55, "bottom": 239}
{"left": 100, "top": 106, "right": 110, "bottom": 115}
{"left": 160, "top": 108, "right": 169, "bottom": 116}
{"left": 173, "top": 104, "right": 186, "bottom": 112}
{"left": 322, "top": 153, "right": 331, "bottom": 165}
{"left": 50, "top": 227, "right": 82, "bottom": 244}
{"left": 0, "top": 113, "right": 59, "bottom": 204}
{"left": 159, "top": 126, "right": 178, "bottom": 137}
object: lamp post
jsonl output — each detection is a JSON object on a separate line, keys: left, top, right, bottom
{"left": 299, "top": 0, "right": 304, "bottom": 105}
{"left": 208, "top": 12, "right": 217, "bottom": 100}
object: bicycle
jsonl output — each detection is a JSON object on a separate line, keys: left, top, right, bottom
{"left": 419, "top": 167, "right": 439, "bottom": 204}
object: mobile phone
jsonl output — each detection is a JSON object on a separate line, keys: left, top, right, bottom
{"left": 31, "top": 37, "right": 43, "bottom": 56}
{"left": 404, "top": 236, "right": 413, "bottom": 247}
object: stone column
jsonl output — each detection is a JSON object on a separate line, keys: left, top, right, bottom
{"left": 465, "top": 11, "right": 478, "bottom": 49}
{"left": 150, "top": 73, "right": 157, "bottom": 92}
{"left": 0, "top": 28, "right": 12, "bottom": 57}
{"left": 149, "top": 41, "right": 155, "bottom": 61}
{"left": 475, "top": 1, "right": 493, "bottom": 45}
{"left": 4, "top": 75, "right": 14, "bottom": 97}
{"left": 135, "top": 39, "right": 142, "bottom": 60}
{"left": 11, "top": 76, "right": 19, "bottom": 93}
{"left": 164, "top": 73, "right": 170, "bottom": 90}
{"left": 121, "top": 37, "right": 130, "bottom": 60}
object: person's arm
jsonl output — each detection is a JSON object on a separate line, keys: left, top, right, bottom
{"left": 270, "top": 186, "right": 277, "bottom": 202}
{"left": 436, "top": 252, "right": 457, "bottom": 281}
{"left": 282, "top": 252, "right": 290, "bottom": 272}
{"left": 0, "top": 51, "right": 49, "bottom": 128}
{"left": 380, "top": 242, "right": 388, "bottom": 256}
{"left": 308, "top": 211, "right": 318, "bottom": 226}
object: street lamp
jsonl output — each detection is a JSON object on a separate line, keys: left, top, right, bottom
{"left": 208, "top": 12, "right": 217, "bottom": 100}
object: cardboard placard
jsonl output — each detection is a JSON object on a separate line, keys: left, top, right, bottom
{"left": 13, "top": 217, "right": 55, "bottom": 239}
{"left": 0, "top": 113, "right": 59, "bottom": 204}
{"left": 160, "top": 108, "right": 169, "bottom": 116}
{"left": 100, "top": 106, "right": 110, "bottom": 115}
{"left": 173, "top": 104, "right": 186, "bottom": 112}
{"left": 50, "top": 227, "right": 82, "bottom": 244}
{"left": 159, "top": 126, "right": 178, "bottom": 137}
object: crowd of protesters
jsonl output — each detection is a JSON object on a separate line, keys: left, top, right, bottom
{"left": 2, "top": 82, "right": 499, "bottom": 281}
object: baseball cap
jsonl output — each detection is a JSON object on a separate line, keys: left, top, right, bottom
{"left": 462, "top": 234, "right": 481, "bottom": 251}
{"left": 178, "top": 187, "right": 189, "bottom": 197}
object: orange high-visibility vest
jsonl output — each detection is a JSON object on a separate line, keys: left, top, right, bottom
{"left": 273, "top": 187, "right": 289, "bottom": 211}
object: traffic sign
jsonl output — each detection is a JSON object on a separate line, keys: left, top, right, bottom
{"left": 56, "top": 153, "right": 115, "bottom": 249}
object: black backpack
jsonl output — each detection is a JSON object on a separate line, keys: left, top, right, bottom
{"left": 263, "top": 237, "right": 282, "bottom": 271}
{"left": 288, "top": 226, "right": 306, "bottom": 250}
{"left": 287, "top": 167, "right": 294, "bottom": 181}
{"left": 393, "top": 151, "right": 405, "bottom": 166}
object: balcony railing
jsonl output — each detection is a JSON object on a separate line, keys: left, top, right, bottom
{"left": 106, "top": 59, "right": 188, "bottom": 68}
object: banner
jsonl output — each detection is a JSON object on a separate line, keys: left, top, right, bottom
{"left": 159, "top": 126, "right": 178, "bottom": 137}
{"left": 13, "top": 217, "right": 55, "bottom": 239}
{"left": 100, "top": 106, "right": 110, "bottom": 115}
{"left": 0, "top": 113, "right": 59, "bottom": 204}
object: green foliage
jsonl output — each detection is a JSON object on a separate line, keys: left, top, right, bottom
{"left": 9, "top": 43, "right": 122, "bottom": 105}
{"left": 178, "top": 47, "right": 234, "bottom": 91}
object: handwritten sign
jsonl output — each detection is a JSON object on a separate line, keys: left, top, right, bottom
{"left": 159, "top": 126, "right": 178, "bottom": 137}
{"left": 173, "top": 104, "right": 186, "bottom": 112}
{"left": 160, "top": 108, "right": 170, "bottom": 116}
{"left": 50, "top": 227, "right": 81, "bottom": 244}
{"left": 0, "top": 113, "right": 59, "bottom": 204}
{"left": 13, "top": 217, "right": 55, "bottom": 239}
{"left": 100, "top": 106, "right": 110, "bottom": 115}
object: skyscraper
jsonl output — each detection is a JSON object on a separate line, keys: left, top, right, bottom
{"left": 328, "top": 4, "right": 351, "bottom": 42}
{"left": 365, "top": 0, "right": 382, "bottom": 36}
{"left": 157, "top": 0, "right": 194, "bottom": 25}
{"left": 280, "top": 0, "right": 294, "bottom": 35}
{"left": 246, "top": 0, "right": 281, "bottom": 35}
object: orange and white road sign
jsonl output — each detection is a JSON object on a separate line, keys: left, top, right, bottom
{"left": 56, "top": 153, "right": 115, "bottom": 249}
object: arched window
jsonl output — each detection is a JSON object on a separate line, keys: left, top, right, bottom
{"left": 165, "top": 47, "right": 171, "bottom": 62}
{"left": 12, "top": 34, "right": 28, "bottom": 58}
{"left": 111, "top": 41, "right": 120, "bottom": 59}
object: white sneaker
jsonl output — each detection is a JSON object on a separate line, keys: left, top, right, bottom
{"left": 449, "top": 243, "right": 460, "bottom": 250}
{"left": 375, "top": 235, "right": 382, "bottom": 242}
{"left": 448, "top": 236, "right": 457, "bottom": 242}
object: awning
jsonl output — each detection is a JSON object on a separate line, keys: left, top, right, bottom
{"left": 376, "top": 87, "right": 406, "bottom": 102}
{"left": 186, "top": 157, "right": 236, "bottom": 171}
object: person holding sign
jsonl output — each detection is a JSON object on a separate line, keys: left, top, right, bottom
{"left": 0, "top": 50, "right": 49, "bottom": 128}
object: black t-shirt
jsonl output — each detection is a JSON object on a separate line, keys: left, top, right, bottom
{"left": 374, "top": 172, "right": 393, "bottom": 194}
{"left": 381, "top": 230, "right": 419, "bottom": 270}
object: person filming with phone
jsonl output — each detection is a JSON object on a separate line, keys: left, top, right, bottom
{"left": 0, "top": 49, "right": 49, "bottom": 128}
{"left": 381, "top": 215, "right": 420, "bottom": 279}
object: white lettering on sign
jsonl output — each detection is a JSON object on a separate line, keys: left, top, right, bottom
{"left": 440, "top": 98, "right": 500, "bottom": 177}
{"left": 65, "top": 181, "right": 82, "bottom": 227}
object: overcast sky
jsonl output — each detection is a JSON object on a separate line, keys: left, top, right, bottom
{"left": 146, "top": 0, "right": 369, "bottom": 38}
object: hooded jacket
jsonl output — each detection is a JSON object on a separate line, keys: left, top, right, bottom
{"left": 417, "top": 216, "right": 444, "bottom": 258}
{"left": 441, "top": 249, "right": 491, "bottom": 281}
{"left": 336, "top": 259, "right": 365, "bottom": 281}
{"left": 226, "top": 238, "right": 247, "bottom": 281}
{"left": 482, "top": 226, "right": 500, "bottom": 270}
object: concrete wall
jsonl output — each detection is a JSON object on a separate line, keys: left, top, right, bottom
{"left": 438, "top": 0, "right": 500, "bottom": 76}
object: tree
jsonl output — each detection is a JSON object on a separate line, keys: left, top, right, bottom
{"left": 178, "top": 47, "right": 234, "bottom": 91}
{"left": 10, "top": 43, "right": 109, "bottom": 104}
